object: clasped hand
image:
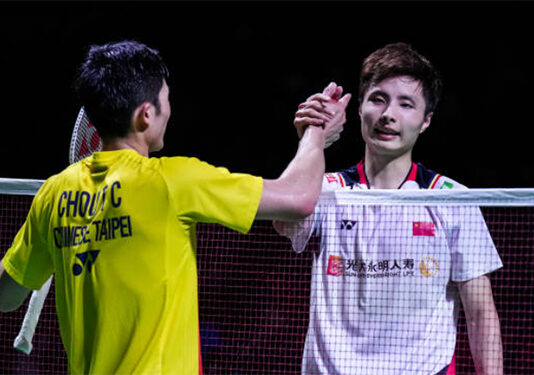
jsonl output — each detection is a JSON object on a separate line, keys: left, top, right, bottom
{"left": 294, "top": 82, "right": 352, "bottom": 148}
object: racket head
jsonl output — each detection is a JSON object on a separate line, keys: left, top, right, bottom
{"left": 69, "top": 107, "right": 103, "bottom": 164}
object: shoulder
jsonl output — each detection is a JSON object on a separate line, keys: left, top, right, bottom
{"left": 156, "top": 156, "right": 258, "bottom": 189}
{"left": 36, "top": 170, "right": 67, "bottom": 198}
{"left": 154, "top": 156, "right": 228, "bottom": 176}
{"left": 322, "top": 172, "right": 348, "bottom": 190}
{"left": 416, "top": 163, "right": 468, "bottom": 190}
{"left": 431, "top": 174, "right": 468, "bottom": 190}
{"left": 322, "top": 165, "right": 365, "bottom": 191}
{"left": 25, "top": 172, "right": 66, "bottom": 217}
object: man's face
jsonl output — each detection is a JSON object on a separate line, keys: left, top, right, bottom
{"left": 359, "top": 75, "right": 432, "bottom": 159}
{"left": 147, "top": 80, "right": 171, "bottom": 152}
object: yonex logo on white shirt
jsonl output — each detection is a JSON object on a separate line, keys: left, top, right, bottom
{"left": 340, "top": 219, "right": 357, "bottom": 230}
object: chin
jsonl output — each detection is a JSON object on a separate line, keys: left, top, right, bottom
{"left": 150, "top": 143, "right": 164, "bottom": 153}
{"left": 369, "top": 141, "right": 397, "bottom": 153}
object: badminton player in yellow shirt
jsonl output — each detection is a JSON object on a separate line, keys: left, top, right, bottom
{"left": 0, "top": 40, "right": 351, "bottom": 374}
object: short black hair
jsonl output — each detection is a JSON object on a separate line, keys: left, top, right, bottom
{"left": 359, "top": 42, "right": 442, "bottom": 116}
{"left": 73, "top": 40, "right": 169, "bottom": 139}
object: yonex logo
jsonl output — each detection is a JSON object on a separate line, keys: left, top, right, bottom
{"left": 76, "top": 123, "right": 101, "bottom": 160}
{"left": 73, "top": 250, "right": 100, "bottom": 276}
{"left": 340, "top": 219, "right": 357, "bottom": 230}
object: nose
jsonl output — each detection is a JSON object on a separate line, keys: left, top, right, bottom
{"left": 379, "top": 104, "right": 396, "bottom": 125}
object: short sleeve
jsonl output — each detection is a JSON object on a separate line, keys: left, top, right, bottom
{"left": 272, "top": 174, "right": 342, "bottom": 253}
{"left": 447, "top": 206, "right": 503, "bottom": 282}
{"left": 159, "top": 157, "right": 263, "bottom": 234}
{"left": 273, "top": 213, "right": 317, "bottom": 254}
{"left": 2, "top": 180, "right": 54, "bottom": 290}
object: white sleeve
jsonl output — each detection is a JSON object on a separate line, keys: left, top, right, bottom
{"left": 447, "top": 205, "right": 503, "bottom": 282}
{"left": 271, "top": 175, "right": 340, "bottom": 253}
{"left": 434, "top": 177, "right": 503, "bottom": 281}
{"left": 272, "top": 213, "right": 317, "bottom": 253}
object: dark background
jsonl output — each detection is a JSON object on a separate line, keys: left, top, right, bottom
{"left": 0, "top": 1, "right": 532, "bottom": 187}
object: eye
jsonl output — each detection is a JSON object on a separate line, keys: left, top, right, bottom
{"left": 400, "top": 102, "right": 415, "bottom": 109}
{"left": 368, "top": 94, "right": 386, "bottom": 104}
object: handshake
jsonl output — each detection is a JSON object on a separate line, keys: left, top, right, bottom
{"left": 293, "top": 82, "right": 352, "bottom": 149}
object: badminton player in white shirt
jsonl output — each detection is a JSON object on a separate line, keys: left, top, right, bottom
{"left": 275, "top": 42, "right": 503, "bottom": 375}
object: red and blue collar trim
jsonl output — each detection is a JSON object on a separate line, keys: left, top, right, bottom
{"left": 339, "top": 160, "right": 440, "bottom": 189}
{"left": 355, "top": 160, "right": 418, "bottom": 189}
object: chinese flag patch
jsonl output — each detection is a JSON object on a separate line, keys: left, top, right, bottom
{"left": 413, "top": 222, "right": 435, "bottom": 236}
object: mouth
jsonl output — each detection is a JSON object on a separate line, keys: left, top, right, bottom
{"left": 374, "top": 127, "right": 400, "bottom": 139}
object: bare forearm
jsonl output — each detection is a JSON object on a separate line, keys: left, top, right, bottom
{"left": 256, "top": 126, "right": 325, "bottom": 220}
{"left": 459, "top": 276, "right": 503, "bottom": 375}
{"left": 467, "top": 306, "right": 503, "bottom": 375}
{"left": 279, "top": 124, "right": 325, "bottom": 190}
{"left": 257, "top": 83, "right": 349, "bottom": 221}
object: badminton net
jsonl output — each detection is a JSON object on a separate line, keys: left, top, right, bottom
{"left": 0, "top": 178, "right": 533, "bottom": 374}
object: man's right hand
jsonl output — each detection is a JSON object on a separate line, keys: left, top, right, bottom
{"left": 293, "top": 82, "right": 352, "bottom": 148}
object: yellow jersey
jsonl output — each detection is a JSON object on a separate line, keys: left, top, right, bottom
{"left": 3, "top": 149, "right": 263, "bottom": 374}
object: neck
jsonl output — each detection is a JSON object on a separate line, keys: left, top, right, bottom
{"left": 364, "top": 150, "right": 413, "bottom": 189}
{"left": 102, "top": 136, "right": 149, "bottom": 157}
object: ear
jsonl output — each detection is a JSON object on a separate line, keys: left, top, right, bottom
{"left": 132, "top": 102, "right": 152, "bottom": 133}
{"left": 420, "top": 112, "right": 433, "bottom": 134}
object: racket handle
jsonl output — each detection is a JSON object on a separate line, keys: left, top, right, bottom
{"left": 13, "top": 275, "right": 53, "bottom": 354}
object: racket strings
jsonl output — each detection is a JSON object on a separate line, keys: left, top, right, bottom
{"left": 69, "top": 108, "right": 102, "bottom": 164}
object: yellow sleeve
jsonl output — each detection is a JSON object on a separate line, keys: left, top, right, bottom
{"left": 3, "top": 179, "right": 55, "bottom": 290}
{"left": 159, "top": 156, "right": 263, "bottom": 233}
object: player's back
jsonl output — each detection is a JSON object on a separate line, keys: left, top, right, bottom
{"left": 43, "top": 149, "right": 201, "bottom": 374}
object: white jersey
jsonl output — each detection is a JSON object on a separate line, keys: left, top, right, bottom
{"left": 274, "top": 161, "right": 503, "bottom": 375}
